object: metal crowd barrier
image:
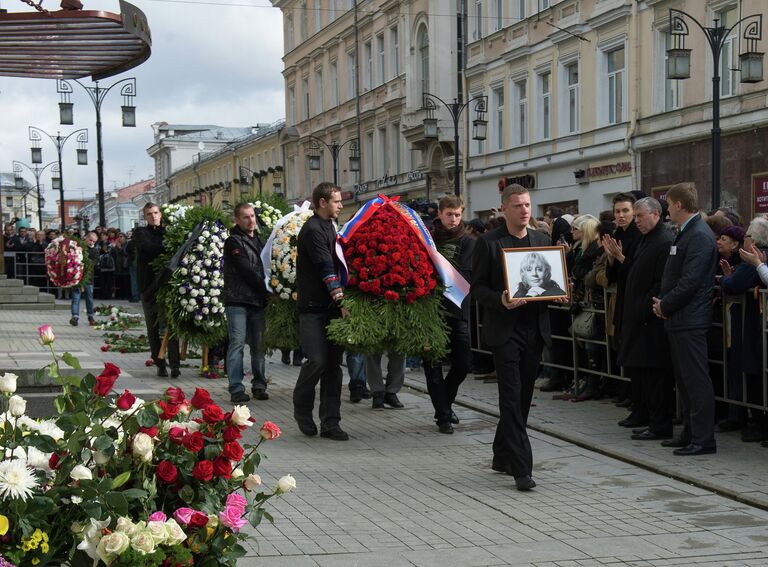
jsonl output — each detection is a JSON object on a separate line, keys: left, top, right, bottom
{"left": 470, "top": 285, "right": 768, "bottom": 414}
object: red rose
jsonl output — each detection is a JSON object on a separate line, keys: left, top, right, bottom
{"left": 212, "top": 455, "right": 232, "bottom": 479}
{"left": 49, "top": 453, "right": 60, "bottom": 470}
{"left": 384, "top": 290, "right": 399, "bottom": 301}
{"left": 140, "top": 426, "right": 159, "bottom": 438}
{"left": 222, "top": 425, "right": 242, "bottom": 442}
{"left": 93, "top": 374, "right": 118, "bottom": 397}
{"left": 169, "top": 427, "right": 186, "bottom": 444}
{"left": 165, "top": 387, "right": 186, "bottom": 404}
{"left": 100, "top": 345, "right": 110, "bottom": 352}
{"left": 202, "top": 404, "right": 225, "bottom": 424}
{"left": 116, "top": 390, "right": 136, "bottom": 411}
{"left": 183, "top": 431, "right": 204, "bottom": 453}
{"left": 190, "top": 388, "right": 213, "bottom": 410}
{"left": 156, "top": 460, "right": 178, "bottom": 483}
{"left": 158, "top": 401, "right": 181, "bottom": 420}
{"left": 221, "top": 441, "right": 243, "bottom": 461}
{"left": 192, "top": 460, "right": 214, "bottom": 482}
{"left": 189, "top": 512, "right": 209, "bottom": 528}
{"left": 101, "top": 362, "right": 121, "bottom": 380}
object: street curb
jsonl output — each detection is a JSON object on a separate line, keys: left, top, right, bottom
{"left": 403, "top": 377, "right": 768, "bottom": 513}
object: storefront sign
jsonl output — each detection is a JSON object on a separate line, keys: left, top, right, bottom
{"left": 353, "top": 183, "right": 369, "bottom": 195}
{"left": 752, "top": 172, "right": 768, "bottom": 216}
{"left": 498, "top": 173, "right": 537, "bottom": 191}
{"left": 340, "top": 191, "right": 353, "bottom": 201}
{"left": 651, "top": 185, "right": 670, "bottom": 202}
{"left": 353, "top": 170, "right": 425, "bottom": 196}
{"left": 587, "top": 160, "right": 632, "bottom": 180}
{"left": 376, "top": 174, "right": 398, "bottom": 189}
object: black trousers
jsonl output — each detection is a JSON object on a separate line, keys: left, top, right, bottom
{"left": 424, "top": 317, "right": 471, "bottom": 424}
{"left": 627, "top": 366, "right": 674, "bottom": 434}
{"left": 491, "top": 327, "right": 543, "bottom": 478}
{"left": 141, "top": 296, "right": 179, "bottom": 370}
{"left": 668, "top": 329, "right": 715, "bottom": 447}
{"left": 294, "top": 311, "right": 344, "bottom": 431}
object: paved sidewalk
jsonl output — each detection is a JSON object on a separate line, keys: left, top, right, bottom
{"left": 2, "top": 302, "right": 768, "bottom": 566}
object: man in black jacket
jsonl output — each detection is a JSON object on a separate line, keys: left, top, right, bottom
{"left": 618, "top": 198, "right": 675, "bottom": 441}
{"left": 293, "top": 182, "right": 349, "bottom": 441}
{"left": 133, "top": 203, "right": 180, "bottom": 378}
{"left": 472, "top": 184, "right": 557, "bottom": 491}
{"left": 653, "top": 182, "right": 718, "bottom": 456}
{"left": 425, "top": 195, "right": 474, "bottom": 434}
{"left": 224, "top": 203, "right": 269, "bottom": 403}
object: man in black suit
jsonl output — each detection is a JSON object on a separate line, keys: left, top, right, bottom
{"left": 618, "top": 197, "right": 675, "bottom": 441}
{"left": 472, "top": 184, "right": 559, "bottom": 491}
{"left": 653, "top": 182, "right": 718, "bottom": 456}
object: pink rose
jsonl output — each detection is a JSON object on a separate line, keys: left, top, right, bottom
{"left": 218, "top": 506, "right": 248, "bottom": 532}
{"left": 226, "top": 493, "right": 247, "bottom": 512}
{"left": 148, "top": 511, "right": 167, "bottom": 522}
{"left": 173, "top": 507, "right": 196, "bottom": 525}
{"left": 259, "top": 421, "right": 281, "bottom": 440}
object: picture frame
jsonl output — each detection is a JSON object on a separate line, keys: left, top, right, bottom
{"left": 501, "top": 246, "right": 570, "bottom": 302}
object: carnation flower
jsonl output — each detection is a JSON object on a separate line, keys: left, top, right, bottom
{"left": 0, "top": 459, "right": 38, "bottom": 501}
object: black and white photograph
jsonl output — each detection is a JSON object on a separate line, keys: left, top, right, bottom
{"left": 502, "top": 246, "right": 569, "bottom": 301}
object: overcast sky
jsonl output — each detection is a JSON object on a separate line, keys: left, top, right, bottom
{"left": 0, "top": 0, "right": 285, "bottom": 211}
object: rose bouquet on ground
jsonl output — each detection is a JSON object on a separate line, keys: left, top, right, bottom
{"left": 101, "top": 332, "right": 149, "bottom": 353}
{"left": 44, "top": 236, "right": 84, "bottom": 289}
{"left": 327, "top": 195, "right": 468, "bottom": 358}
{"left": 260, "top": 201, "right": 313, "bottom": 352}
{"left": 0, "top": 325, "right": 293, "bottom": 567}
{"left": 93, "top": 307, "right": 144, "bottom": 331}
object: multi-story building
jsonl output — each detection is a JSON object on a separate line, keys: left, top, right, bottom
{"left": 77, "top": 178, "right": 154, "bottom": 232}
{"left": 56, "top": 199, "right": 90, "bottom": 230}
{"left": 465, "top": 0, "right": 768, "bottom": 218}
{"left": 0, "top": 172, "right": 43, "bottom": 229}
{"left": 166, "top": 121, "right": 285, "bottom": 209}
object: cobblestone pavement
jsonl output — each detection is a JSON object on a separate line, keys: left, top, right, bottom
{"left": 2, "top": 302, "right": 768, "bottom": 566}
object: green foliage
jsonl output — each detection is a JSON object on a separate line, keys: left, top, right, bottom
{"left": 263, "top": 297, "right": 299, "bottom": 351}
{"left": 326, "top": 290, "right": 450, "bottom": 359}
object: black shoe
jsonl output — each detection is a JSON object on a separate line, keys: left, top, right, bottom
{"left": 632, "top": 427, "right": 649, "bottom": 435}
{"left": 673, "top": 443, "right": 716, "bottom": 456}
{"left": 157, "top": 365, "right": 169, "bottom": 378}
{"left": 661, "top": 436, "right": 691, "bottom": 448}
{"left": 383, "top": 393, "right": 404, "bottom": 408}
{"left": 716, "top": 419, "right": 745, "bottom": 433}
{"left": 632, "top": 429, "right": 673, "bottom": 441}
{"left": 361, "top": 387, "right": 372, "bottom": 399}
{"left": 281, "top": 352, "right": 291, "bottom": 365}
{"left": 491, "top": 461, "right": 513, "bottom": 475}
{"left": 170, "top": 368, "right": 181, "bottom": 378}
{"left": 296, "top": 418, "right": 318, "bottom": 436}
{"left": 349, "top": 387, "right": 363, "bottom": 404}
{"left": 437, "top": 422, "right": 454, "bottom": 434}
{"left": 69, "top": 317, "right": 78, "bottom": 326}
{"left": 618, "top": 416, "right": 649, "bottom": 428}
{"left": 320, "top": 427, "right": 349, "bottom": 441}
{"left": 761, "top": 440, "right": 768, "bottom": 448}
{"left": 450, "top": 411, "right": 460, "bottom": 425}
{"left": 372, "top": 394, "right": 385, "bottom": 409}
{"left": 615, "top": 399, "right": 632, "bottom": 408}
{"left": 292, "top": 357, "right": 303, "bottom": 367}
{"left": 538, "top": 378, "right": 563, "bottom": 392}
{"left": 230, "top": 391, "right": 250, "bottom": 403}
{"left": 251, "top": 389, "right": 269, "bottom": 401}
{"left": 514, "top": 475, "right": 536, "bottom": 491}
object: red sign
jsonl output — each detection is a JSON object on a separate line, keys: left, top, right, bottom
{"left": 652, "top": 186, "right": 670, "bottom": 202}
{"left": 753, "top": 172, "right": 768, "bottom": 216}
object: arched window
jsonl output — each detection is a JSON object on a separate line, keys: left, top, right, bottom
{"left": 417, "top": 25, "right": 430, "bottom": 100}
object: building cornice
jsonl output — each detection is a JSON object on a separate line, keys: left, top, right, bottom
{"left": 588, "top": 4, "right": 632, "bottom": 29}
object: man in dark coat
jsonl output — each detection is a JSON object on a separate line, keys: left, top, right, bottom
{"left": 472, "top": 184, "right": 559, "bottom": 491}
{"left": 618, "top": 198, "right": 675, "bottom": 440}
{"left": 653, "top": 182, "right": 718, "bottom": 455}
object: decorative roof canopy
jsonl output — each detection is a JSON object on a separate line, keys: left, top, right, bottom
{"left": 0, "top": 0, "right": 151, "bottom": 80}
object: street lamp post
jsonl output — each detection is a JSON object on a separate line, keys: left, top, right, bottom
{"left": 421, "top": 93, "right": 488, "bottom": 197}
{"left": 667, "top": 9, "right": 763, "bottom": 210}
{"left": 28, "top": 126, "right": 89, "bottom": 230}
{"left": 305, "top": 136, "right": 360, "bottom": 186}
{"left": 13, "top": 160, "right": 58, "bottom": 230}
{"left": 56, "top": 78, "right": 137, "bottom": 228}
{"left": 239, "top": 166, "right": 268, "bottom": 198}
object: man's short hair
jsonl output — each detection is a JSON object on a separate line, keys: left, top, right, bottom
{"left": 612, "top": 192, "right": 636, "bottom": 206}
{"left": 438, "top": 195, "right": 464, "bottom": 211}
{"left": 143, "top": 202, "right": 159, "bottom": 213}
{"left": 634, "top": 197, "right": 662, "bottom": 215}
{"left": 501, "top": 183, "right": 529, "bottom": 204}
{"left": 234, "top": 202, "right": 254, "bottom": 218}
{"left": 312, "top": 182, "right": 341, "bottom": 208}
{"left": 547, "top": 206, "right": 564, "bottom": 218}
{"left": 666, "top": 182, "right": 699, "bottom": 213}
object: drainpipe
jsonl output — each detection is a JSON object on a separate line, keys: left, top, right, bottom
{"left": 624, "top": 0, "right": 641, "bottom": 191}
{"left": 354, "top": 0, "right": 362, "bottom": 197}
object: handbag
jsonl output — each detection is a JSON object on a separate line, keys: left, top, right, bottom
{"left": 571, "top": 309, "right": 596, "bottom": 339}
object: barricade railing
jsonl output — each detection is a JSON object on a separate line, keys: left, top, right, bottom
{"left": 471, "top": 285, "right": 768, "bottom": 414}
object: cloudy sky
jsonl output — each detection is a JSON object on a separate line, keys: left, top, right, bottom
{"left": 0, "top": 0, "right": 285, "bottom": 211}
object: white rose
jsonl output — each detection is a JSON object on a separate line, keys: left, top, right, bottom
{"left": 8, "top": 394, "right": 26, "bottom": 417}
{"left": 132, "top": 432, "right": 153, "bottom": 462}
{"left": 97, "top": 531, "right": 130, "bottom": 564}
{"left": 145, "top": 521, "right": 168, "bottom": 545}
{"left": 201, "top": 279, "right": 209, "bottom": 287}
{"left": 230, "top": 405, "right": 252, "bottom": 427}
{"left": 186, "top": 305, "right": 195, "bottom": 313}
{"left": 92, "top": 450, "right": 111, "bottom": 465}
{"left": 204, "top": 259, "right": 212, "bottom": 267}
{"left": 178, "top": 287, "right": 186, "bottom": 295}
{"left": 244, "top": 473, "right": 262, "bottom": 491}
{"left": 164, "top": 519, "right": 187, "bottom": 546}
{"left": 194, "top": 314, "right": 203, "bottom": 321}
{"left": 192, "top": 275, "right": 201, "bottom": 284}
{"left": 115, "top": 517, "right": 137, "bottom": 535}
{"left": 0, "top": 372, "right": 17, "bottom": 393}
{"left": 190, "top": 289, "right": 199, "bottom": 297}
{"left": 70, "top": 464, "right": 93, "bottom": 481}
{"left": 277, "top": 474, "right": 296, "bottom": 494}
{"left": 202, "top": 308, "right": 209, "bottom": 315}
{"left": 180, "top": 268, "right": 188, "bottom": 276}
{"left": 232, "top": 467, "right": 244, "bottom": 480}
{"left": 130, "top": 530, "right": 156, "bottom": 555}
{"left": 195, "top": 244, "right": 204, "bottom": 252}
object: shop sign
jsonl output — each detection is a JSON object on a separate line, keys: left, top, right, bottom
{"left": 377, "top": 174, "right": 398, "bottom": 189}
{"left": 340, "top": 191, "right": 353, "bottom": 201}
{"left": 355, "top": 170, "right": 425, "bottom": 195}
{"left": 651, "top": 185, "right": 671, "bottom": 202}
{"left": 498, "top": 173, "right": 537, "bottom": 192}
{"left": 752, "top": 172, "right": 768, "bottom": 216}
{"left": 587, "top": 160, "right": 632, "bottom": 180}
{"left": 354, "top": 183, "right": 369, "bottom": 195}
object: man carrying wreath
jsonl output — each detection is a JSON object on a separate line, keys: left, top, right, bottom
{"left": 471, "top": 184, "right": 554, "bottom": 491}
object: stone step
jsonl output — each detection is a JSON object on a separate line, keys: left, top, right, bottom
{"left": 0, "top": 294, "right": 50, "bottom": 303}
{"left": 0, "top": 303, "right": 55, "bottom": 310}
{"left": 0, "top": 278, "right": 23, "bottom": 288}
{"left": 23, "top": 285, "right": 43, "bottom": 295}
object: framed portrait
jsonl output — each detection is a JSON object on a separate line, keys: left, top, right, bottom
{"left": 501, "top": 246, "right": 570, "bottom": 302}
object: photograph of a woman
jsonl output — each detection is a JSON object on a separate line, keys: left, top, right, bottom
{"left": 502, "top": 247, "right": 569, "bottom": 301}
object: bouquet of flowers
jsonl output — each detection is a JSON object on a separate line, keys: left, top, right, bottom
{"left": 249, "top": 200, "right": 283, "bottom": 234}
{"left": 327, "top": 195, "right": 469, "bottom": 359}
{"left": 0, "top": 324, "right": 294, "bottom": 567}
{"left": 160, "top": 203, "right": 192, "bottom": 225}
{"left": 260, "top": 201, "right": 313, "bottom": 351}
{"left": 238, "top": 193, "right": 290, "bottom": 241}
{"left": 44, "top": 236, "right": 84, "bottom": 289}
{"left": 101, "top": 332, "right": 149, "bottom": 353}
{"left": 93, "top": 307, "right": 144, "bottom": 331}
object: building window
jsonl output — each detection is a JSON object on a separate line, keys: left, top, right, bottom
{"left": 515, "top": 0, "right": 526, "bottom": 20}
{"left": 391, "top": 123, "right": 401, "bottom": 174}
{"left": 377, "top": 33, "right": 385, "bottom": 85}
{"left": 390, "top": 26, "right": 400, "bottom": 77}
{"left": 363, "top": 40, "right": 372, "bottom": 91}
{"left": 717, "top": 6, "right": 737, "bottom": 98}
{"left": 662, "top": 31, "right": 680, "bottom": 111}
{"left": 68, "top": 206, "right": 78, "bottom": 217}
{"left": 365, "top": 131, "right": 374, "bottom": 180}
{"left": 418, "top": 25, "right": 430, "bottom": 100}
{"left": 473, "top": 0, "right": 483, "bottom": 41}
{"left": 565, "top": 61, "right": 579, "bottom": 133}
{"left": 347, "top": 51, "right": 357, "bottom": 100}
{"left": 538, "top": 0, "right": 549, "bottom": 11}
{"left": 606, "top": 47, "right": 625, "bottom": 124}
{"left": 314, "top": 0, "right": 322, "bottom": 32}
{"left": 288, "top": 86, "right": 296, "bottom": 125}
{"left": 492, "top": 86, "right": 504, "bottom": 150}
{"left": 378, "top": 127, "right": 388, "bottom": 177}
{"left": 538, "top": 71, "right": 551, "bottom": 140}
{"left": 300, "top": 1, "right": 308, "bottom": 41}
{"left": 302, "top": 77, "right": 309, "bottom": 120}
{"left": 314, "top": 69, "right": 323, "bottom": 115}
{"left": 514, "top": 78, "right": 527, "bottom": 145}
{"left": 285, "top": 14, "right": 294, "bottom": 51}
{"left": 494, "top": 0, "right": 503, "bottom": 31}
{"left": 330, "top": 60, "right": 339, "bottom": 107}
